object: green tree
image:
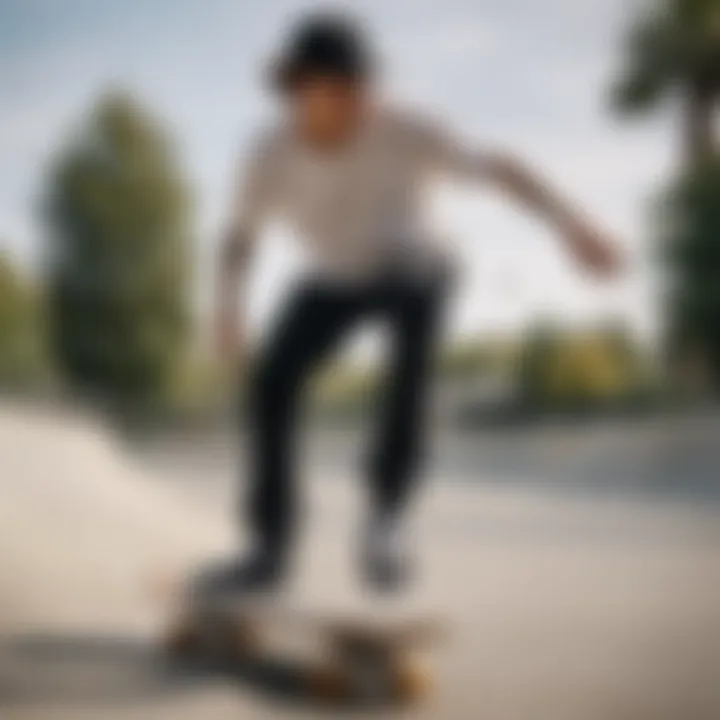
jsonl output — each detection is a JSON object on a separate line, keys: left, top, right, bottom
{"left": 660, "top": 159, "right": 720, "bottom": 387}
{"left": 439, "top": 337, "right": 518, "bottom": 381}
{"left": 0, "top": 253, "right": 49, "bottom": 390}
{"left": 612, "top": 0, "right": 720, "bottom": 166}
{"left": 519, "top": 322, "right": 647, "bottom": 410}
{"left": 44, "top": 91, "right": 192, "bottom": 405}
{"left": 518, "top": 321, "right": 563, "bottom": 408}
{"left": 613, "top": 0, "right": 720, "bottom": 390}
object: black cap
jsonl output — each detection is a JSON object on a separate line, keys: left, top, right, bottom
{"left": 268, "top": 13, "right": 374, "bottom": 92}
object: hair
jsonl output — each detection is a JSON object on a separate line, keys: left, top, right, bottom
{"left": 269, "top": 12, "right": 375, "bottom": 93}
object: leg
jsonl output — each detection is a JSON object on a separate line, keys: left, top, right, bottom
{"left": 246, "top": 284, "right": 361, "bottom": 565}
{"left": 368, "top": 273, "right": 448, "bottom": 517}
{"left": 362, "top": 272, "right": 449, "bottom": 590}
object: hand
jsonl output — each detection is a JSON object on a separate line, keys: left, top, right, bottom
{"left": 565, "top": 219, "right": 624, "bottom": 279}
{"left": 214, "top": 303, "right": 246, "bottom": 366}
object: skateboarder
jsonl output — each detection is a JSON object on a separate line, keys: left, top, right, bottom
{"left": 206, "top": 12, "right": 621, "bottom": 594}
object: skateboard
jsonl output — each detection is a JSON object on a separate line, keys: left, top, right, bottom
{"left": 163, "top": 591, "right": 445, "bottom": 706}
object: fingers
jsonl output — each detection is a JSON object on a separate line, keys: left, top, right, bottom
{"left": 571, "top": 227, "right": 624, "bottom": 279}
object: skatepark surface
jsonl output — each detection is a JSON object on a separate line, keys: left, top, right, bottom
{"left": 1, "top": 403, "right": 719, "bottom": 719}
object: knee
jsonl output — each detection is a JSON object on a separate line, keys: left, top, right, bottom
{"left": 248, "top": 355, "right": 299, "bottom": 416}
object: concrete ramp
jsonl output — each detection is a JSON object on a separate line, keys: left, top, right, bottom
{"left": 0, "top": 404, "right": 230, "bottom": 630}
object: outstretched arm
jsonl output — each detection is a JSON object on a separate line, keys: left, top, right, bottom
{"left": 422, "top": 119, "right": 623, "bottom": 277}
{"left": 215, "top": 226, "right": 256, "bottom": 362}
{"left": 215, "top": 137, "right": 276, "bottom": 362}
{"left": 480, "top": 152, "right": 622, "bottom": 277}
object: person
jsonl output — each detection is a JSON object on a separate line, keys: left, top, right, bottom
{"left": 205, "top": 12, "right": 622, "bottom": 595}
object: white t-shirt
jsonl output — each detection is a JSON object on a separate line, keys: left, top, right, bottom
{"left": 226, "top": 106, "right": 491, "bottom": 282}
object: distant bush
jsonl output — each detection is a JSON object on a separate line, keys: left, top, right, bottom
{"left": 518, "top": 320, "right": 662, "bottom": 413}
{"left": 0, "top": 253, "right": 54, "bottom": 392}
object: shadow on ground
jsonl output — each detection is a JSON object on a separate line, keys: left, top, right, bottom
{"left": 0, "top": 632, "right": 372, "bottom": 713}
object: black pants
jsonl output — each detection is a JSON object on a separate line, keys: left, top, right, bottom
{"left": 245, "top": 268, "right": 449, "bottom": 560}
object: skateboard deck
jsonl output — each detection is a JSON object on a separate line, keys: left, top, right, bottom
{"left": 162, "top": 587, "right": 446, "bottom": 706}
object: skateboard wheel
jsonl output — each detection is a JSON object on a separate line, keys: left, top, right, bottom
{"left": 165, "top": 620, "right": 201, "bottom": 657}
{"left": 308, "top": 665, "right": 350, "bottom": 701}
{"left": 393, "top": 656, "right": 433, "bottom": 703}
{"left": 231, "top": 621, "right": 261, "bottom": 657}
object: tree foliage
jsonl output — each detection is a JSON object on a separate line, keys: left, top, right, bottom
{"left": 519, "top": 322, "right": 648, "bottom": 410}
{"left": 44, "top": 91, "right": 192, "bottom": 404}
{"left": 660, "top": 156, "right": 720, "bottom": 386}
{"left": 0, "top": 253, "right": 49, "bottom": 389}
{"left": 612, "top": 0, "right": 720, "bottom": 114}
{"left": 613, "top": 0, "right": 720, "bottom": 391}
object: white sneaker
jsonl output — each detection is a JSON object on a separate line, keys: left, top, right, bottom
{"left": 361, "top": 512, "right": 412, "bottom": 593}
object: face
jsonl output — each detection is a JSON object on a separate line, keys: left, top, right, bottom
{"left": 289, "top": 74, "right": 367, "bottom": 145}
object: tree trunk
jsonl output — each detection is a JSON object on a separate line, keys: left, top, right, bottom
{"left": 684, "top": 85, "right": 716, "bottom": 169}
{"left": 672, "top": 86, "right": 718, "bottom": 395}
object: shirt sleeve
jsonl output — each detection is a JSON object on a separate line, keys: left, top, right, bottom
{"left": 224, "top": 131, "right": 279, "bottom": 239}
{"left": 408, "top": 113, "right": 492, "bottom": 184}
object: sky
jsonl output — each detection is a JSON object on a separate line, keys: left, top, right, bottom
{"left": 0, "top": 0, "right": 677, "bottom": 349}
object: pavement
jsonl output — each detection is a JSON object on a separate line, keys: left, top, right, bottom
{"left": 1, "top": 403, "right": 719, "bottom": 719}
